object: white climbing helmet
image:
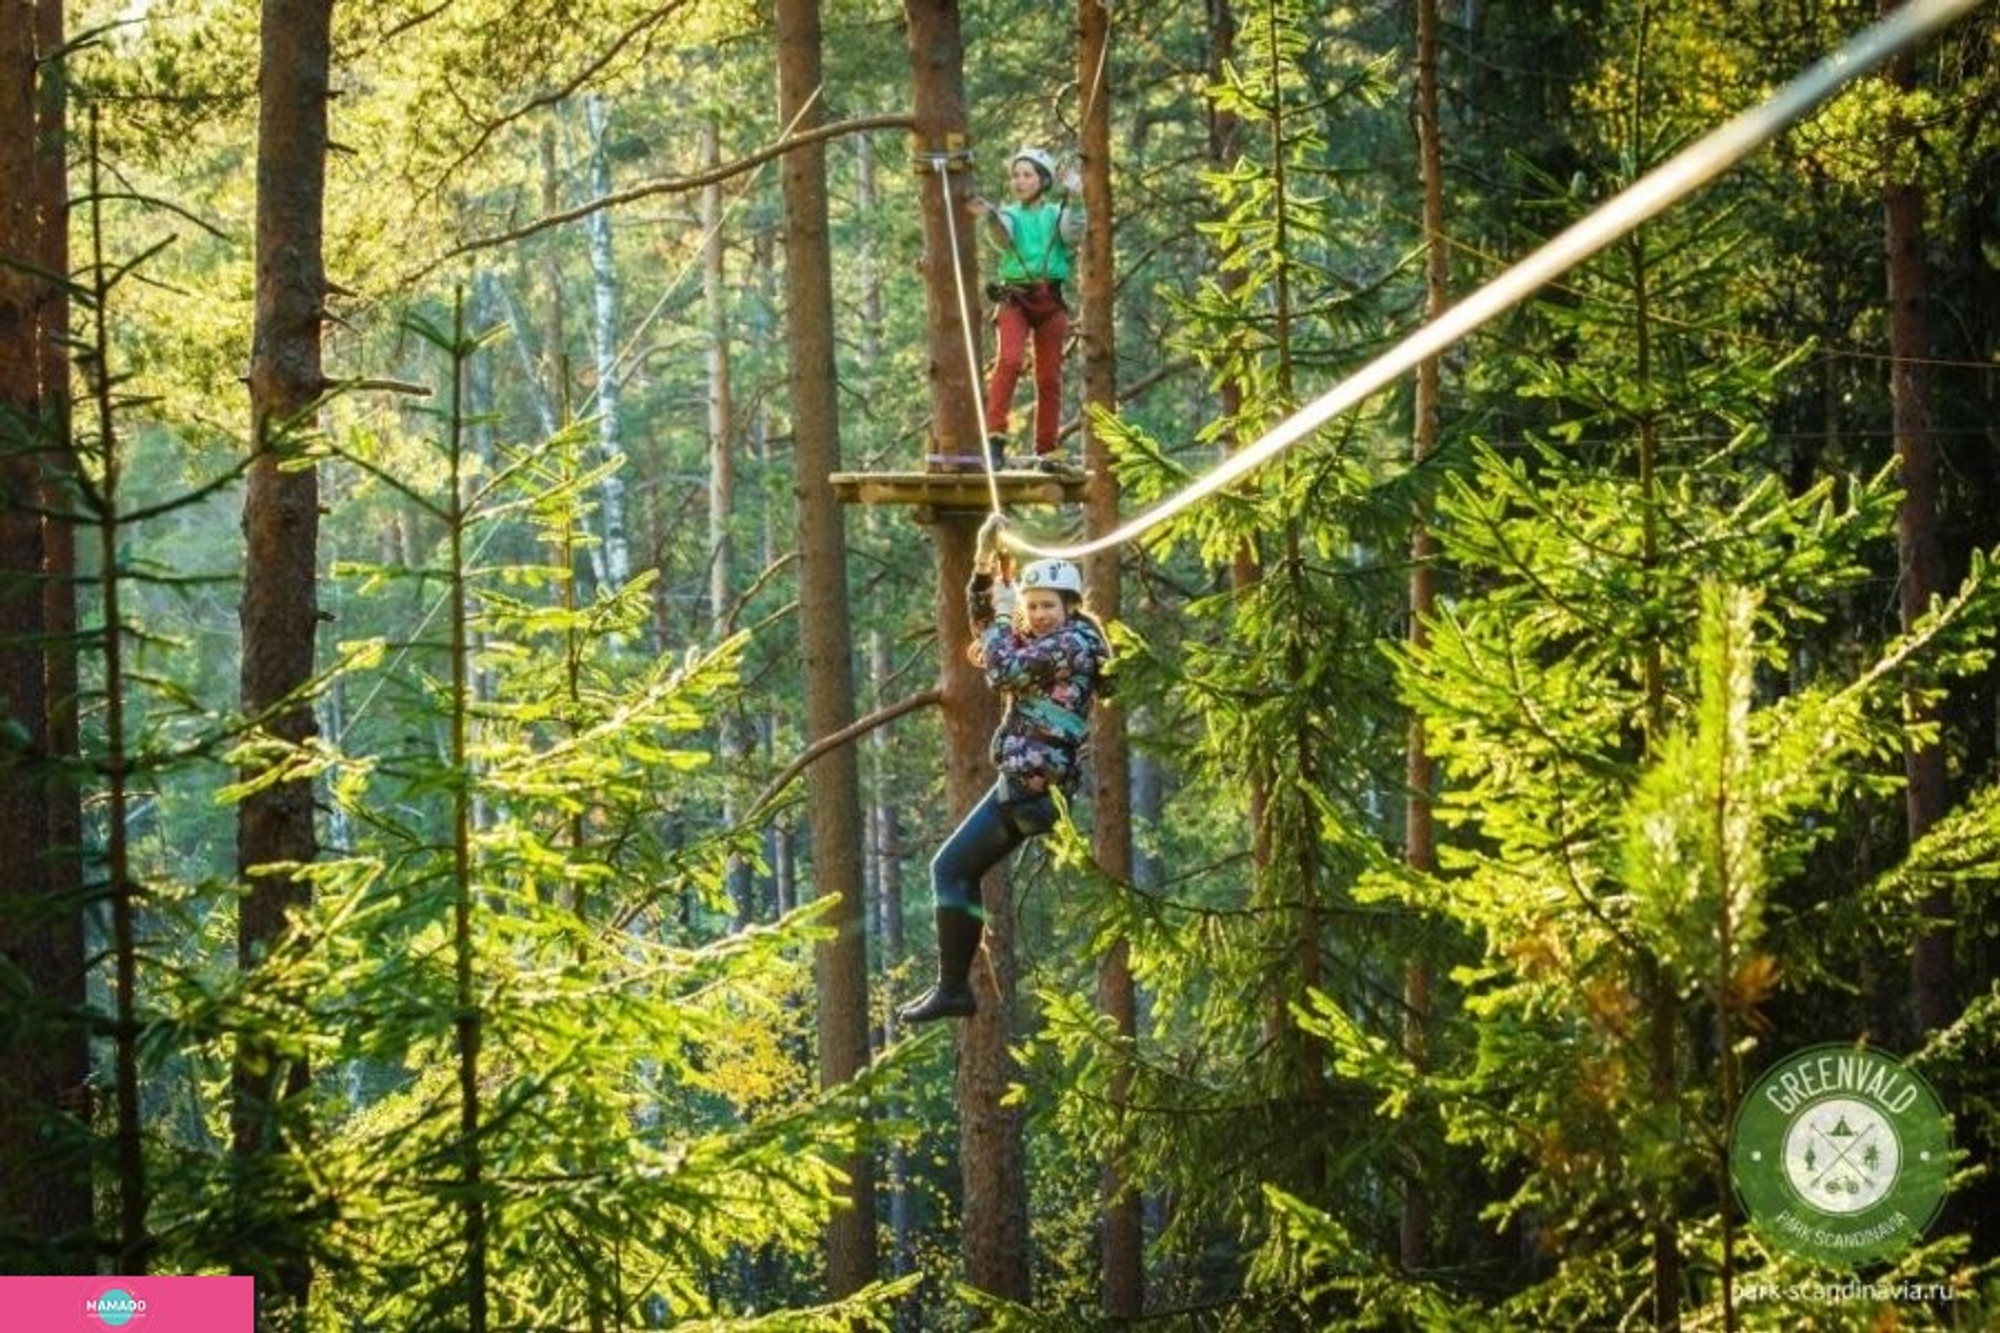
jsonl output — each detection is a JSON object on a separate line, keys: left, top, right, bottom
{"left": 1011, "top": 146, "right": 1056, "bottom": 183}
{"left": 1020, "top": 558, "right": 1084, "bottom": 596}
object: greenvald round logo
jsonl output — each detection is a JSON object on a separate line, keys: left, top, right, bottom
{"left": 1730, "top": 1043, "right": 1949, "bottom": 1266}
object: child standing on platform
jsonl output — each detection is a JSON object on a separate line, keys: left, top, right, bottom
{"left": 971, "top": 147, "right": 1084, "bottom": 474}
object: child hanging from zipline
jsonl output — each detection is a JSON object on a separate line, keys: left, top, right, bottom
{"left": 898, "top": 527, "right": 1113, "bottom": 1024}
{"left": 971, "top": 146, "right": 1085, "bottom": 475}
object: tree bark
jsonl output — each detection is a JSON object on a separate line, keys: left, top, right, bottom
{"left": 851, "top": 130, "right": 920, "bottom": 1284}
{"left": 1882, "top": 0, "right": 1953, "bottom": 1039}
{"left": 905, "top": 0, "right": 1031, "bottom": 1305}
{"left": 777, "top": 0, "right": 878, "bottom": 1296}
{"left": 0, "top": 0, "right": 91, "bottom": 1273}
{"left": 1076, "top": 0, "right": 1142, "bottom": 1316}
{"left": 1625, "top": 11, "right": 1681, "bottom": 1314}
{"left": 582, "top": 94, "right": 632, "bottom": 594}
{"left": 938, "top": 511, "right": 1028, "bottom": 1306}
{"left": 1403, "top": 0, "right": 1445, "bottom": 1274}
{"left": 34, "top": 9, "right": 82, "bottom": 1181}
{"left": 235, "top": 0, "right": 333, "bottom": 1313}
{"left": 904, "top": 0, "right": 985, "bottom": 458}
{"left": 701, "top": 116, "right": 756, "bottom": 924}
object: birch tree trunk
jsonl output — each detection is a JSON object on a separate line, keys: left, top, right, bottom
{"left": 777, "top": 0, "right": 878, "bottom": 1295}
{"left": 582, "top": 94, "right": 631, "bottom": 594}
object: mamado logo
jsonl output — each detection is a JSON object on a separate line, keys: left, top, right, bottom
{"left": 1731, "top": 1043, "right": 1950, "bottom": 1266}
{"left": 86, "top": 1286, "right": 148, "bottom": 1327}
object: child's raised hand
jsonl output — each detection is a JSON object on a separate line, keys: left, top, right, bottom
{"left": 976, "top": 513, "right": 1007, "bottom": 564}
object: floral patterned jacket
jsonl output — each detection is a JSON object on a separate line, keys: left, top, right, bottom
{"left": 972, "top": 598, "right": 1111, "bottom": 796}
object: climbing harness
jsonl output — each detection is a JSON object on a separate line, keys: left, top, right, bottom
{"left": 978, "top": 0, "right": 1978, "bottom": 565}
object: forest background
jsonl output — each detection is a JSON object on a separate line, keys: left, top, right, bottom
{"left": 0, "top": 0, "right": 1995, "bottom": 1328}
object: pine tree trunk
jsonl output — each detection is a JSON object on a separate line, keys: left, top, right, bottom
{"left": 0, "top": 0, "right": 91, "bottom": 1273}
{"left": 1208, "top": 0, "right": 1267, "bottom": 1071}
{"left": 778, "top": 0, "right": 878, "bottom": 1295}
{"left": 701, "top": 117, "right": 755, "bottom": 924}
{"left": 35, "top": 7, "right": 84, "bottom": 1202}
{"left": 1403, "top": 0, "right": 1445, "bottom": 1274}
{"left": 905, "top": 0, "right": 1031, "bottom": 1307}
{"left": 1075, "top": 0, "right": 1142, "bottom": 1315}
{"left": 854, "top": 131, "right": 918, "bottom": 1285}
{"left": 235, "top": 0, "right": 332, "bottom": 1315}
{"left": 1882, "top": 1, "right": 1953, "bottom": 1038}
{"left": 1627, "top": 53, "right": 1682, "bottom": 1316}
{"left": 904, "top": 0, "right": 985, "bottom": 458}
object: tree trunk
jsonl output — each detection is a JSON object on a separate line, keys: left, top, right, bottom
{"left": 905, "top": 0, "right": 1030, "bottom": 1306}
{"left": 938, "top": 511, "right": 1028, "bottom": 1306}
{"left": 536, "top": 123, "right": 569, "bottom": 436}
{"left": 1882, "top": 0, "right": 1953, "bottom": 1039}
{"left": 0, "top": 0, "right": 91, "bottom": 1273}
{"left": 904, "top": 0, "right": 985, "bottom": 458}
{"left": 854, "top": 130, "right": 918, "bottom": 1286}
{"left": 701, "top": 117, "right": 755, "bottom": 924}
{"left": 1403, "top": 0, "right": 1445, "bottom": 1274}
{"left": 777, "top": 0, "right": 878, "bottom": 1296}
{"left": 1205, "top": 0, "right": 1262, "bottom": 873}
{"left": 582, "top": 94, "right": 631, "bottom": 595}
{"left": 1075, "top": 0, "right": 1142, "bottom": 1315}
{"left": 235, "top": 0, "right": 332, "bottom": 1313}
{"left": 34, "top": 10, "right": 83, "bottom": 1202}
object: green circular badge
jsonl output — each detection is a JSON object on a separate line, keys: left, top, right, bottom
{"left": 1731, "top": 1043, "right": 1950, "bottom": 1266}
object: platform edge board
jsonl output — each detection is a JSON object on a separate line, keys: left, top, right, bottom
{"left": 830, "top": 470, "right": 1089, "bottom": 508}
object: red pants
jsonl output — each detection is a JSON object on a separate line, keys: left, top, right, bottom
{"left": 983, "top": 286, "right": 1068, "bottom": 454}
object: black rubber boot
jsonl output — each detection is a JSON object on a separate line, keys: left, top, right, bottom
{"left": 898, "top": 908, "right": 983, "bottom": 1024}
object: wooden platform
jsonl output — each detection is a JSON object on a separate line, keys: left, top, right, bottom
{"left": 831, "top": 464, "right": 1087, "bottom": 512}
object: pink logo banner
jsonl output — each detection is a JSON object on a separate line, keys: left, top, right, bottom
{"left": 0, "top": 1276, "right": 254, "bottom": 1331}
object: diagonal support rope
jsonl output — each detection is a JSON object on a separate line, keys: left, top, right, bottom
{"left": 931, "top": 155, "right": 1006, "bottom": 517}
{"left": 994, "top": 0, "right": 1979, "bottom": 564}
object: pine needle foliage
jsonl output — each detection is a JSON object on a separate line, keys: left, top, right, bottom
{"left": 1270, "top": 181, "right": 1999, "bottom": 1333}
{"left": 139, "top": 304, "right": 922, "bottom": 1329}
{"left": 1023, "top": 2, "right": 1424, "bottom": 1320}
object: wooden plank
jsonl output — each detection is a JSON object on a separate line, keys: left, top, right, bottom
{"left": 830, "top": 469, "right": 1087, "bottom": 510}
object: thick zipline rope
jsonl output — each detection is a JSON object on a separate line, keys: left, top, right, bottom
{"left": 992, "top": 0, "right": 1980, "bottom": 565}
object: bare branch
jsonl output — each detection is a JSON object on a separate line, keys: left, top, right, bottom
{"left": 748, "top": 687, "right": 943, "bottom": 822}
{"left": 431, "top": 0, "right": 703, "bottom": 188}
{"left": 401, "top": 113, "right": 915, "bottom": 287}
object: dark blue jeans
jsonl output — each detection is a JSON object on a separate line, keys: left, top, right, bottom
{"left": 930, "top": 779, "right": 1057, "bottom": 914}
